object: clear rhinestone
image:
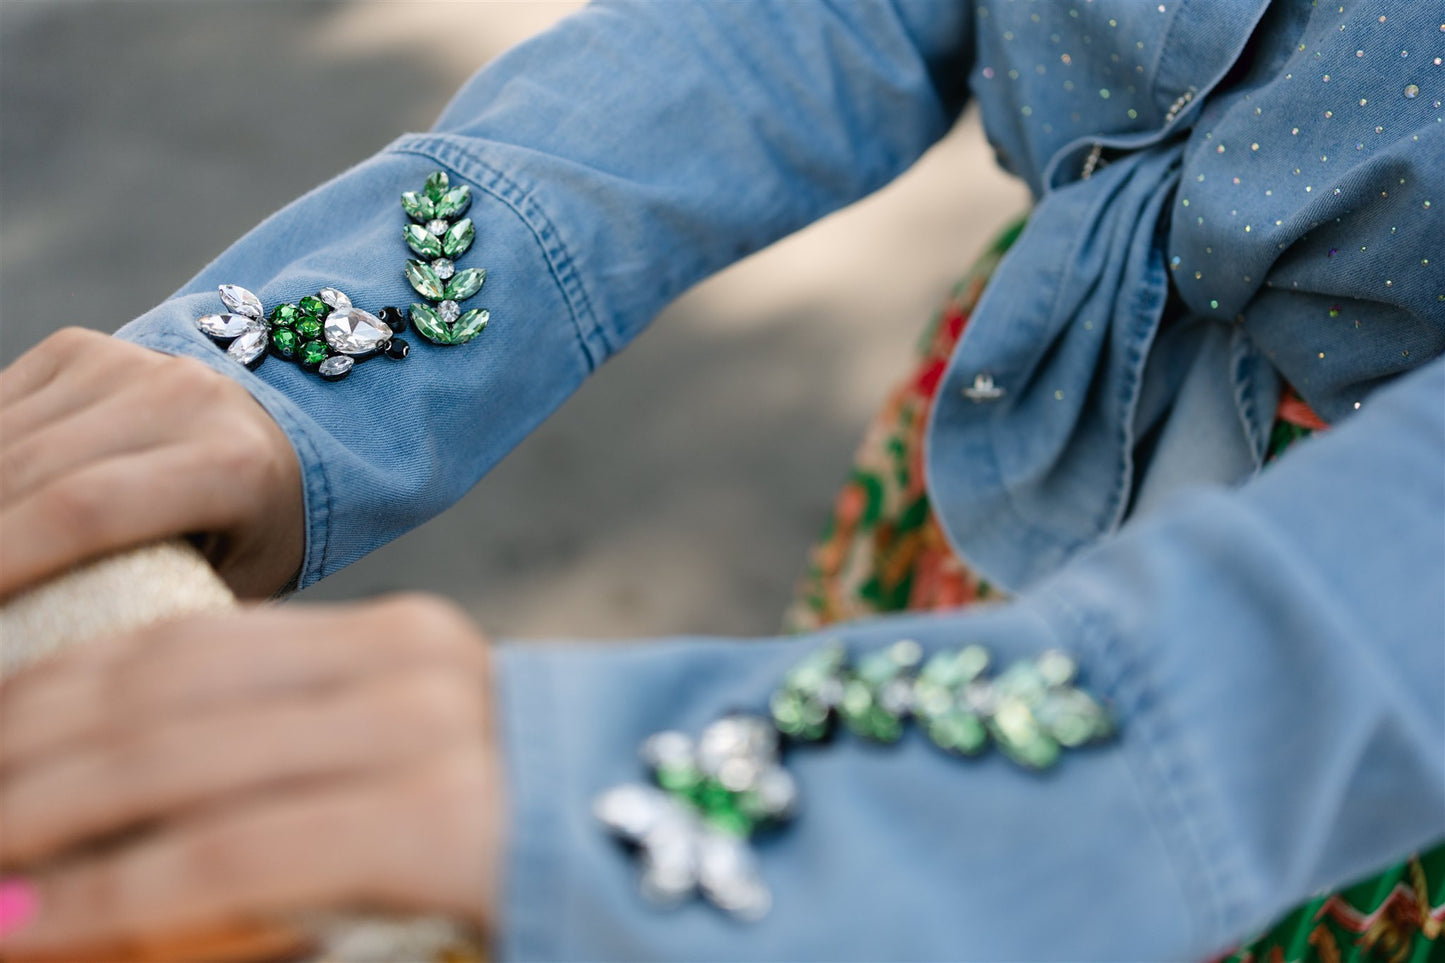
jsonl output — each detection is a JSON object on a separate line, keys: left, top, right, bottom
{"left": 1404, "top": 83, "right": 1420, "bottom": 99}
{"left": 318, "top": 354, "right": 354, "bottom": 378}
{"left": 963, "top": 372, "right": 1006, "bottom": 401}
{"left": 317, "top": 287, "right": 352, "bottom": 309}
{"left": 1035, "top": 649, "right": 1078, "bottom": 688}
{"left": 437, "top": 300, "right": 461, "bottom": 324}
{"left": 752, "top": 768, "right": 797, "bottom": 818}
{"left": 225, "top": 326, "right": 268, "bottom": 366}
{"left": 431, "top": 257, "right": 455, "bottom": 280}
{"left": 638, "top": 808, "right": 703, "bottom": 906}
{"left": 594, "top": 783, "right": 670, "bottom": 841}
{"left": 697, "top": 831, "right": 771, "bottom": 921}
{"left": 323, "top": 307, "right": 393, "bottom": 356}
{"left": 640, "top": 731, "right": 695, "bottom": 771}
{"left": 426, "top": 218, "right": 449, "bottom": 236}
{"left": 218, "top": 284, "right": 263, "bottom": 319}
{"left": 197, "top": 313, "right": 260, "bottom": 339}
{"left": 697, "top": 715, "right": 777, "bottom": 779}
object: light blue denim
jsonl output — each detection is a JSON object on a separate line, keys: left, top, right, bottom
{"left": 116, "top": 1, "right": 1444, "bottom": 958}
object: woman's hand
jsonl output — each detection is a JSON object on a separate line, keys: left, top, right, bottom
{"left": 0, "top": 328, "right": 304, "bottom": 599}
{"left": 0, "top": 594, "right": 501, "bottom": 958}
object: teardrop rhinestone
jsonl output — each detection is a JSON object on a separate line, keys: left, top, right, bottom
{"left": 218, "top": 284, "right": 263, "bottom": 319}
{"left": 318, "top": 355, "right": 354, "bottom": 380}
{"left": 226, "top": 326, "right": 268, "bottom": 367}
{"left": 317, "top": 287, "right": 352, "bottom": 309}
{"left": 197, "top": 313, "right": 260, "bottom": 339}
{"left": 323, "top": 307, "right": 393, "bottom": 356}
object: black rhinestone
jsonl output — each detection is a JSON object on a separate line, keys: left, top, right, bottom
{"left": 385, "top": 337, "right": 410, "bottom": 360}
{"left": 378, "top": 305, "right": 407, "bottom": 334}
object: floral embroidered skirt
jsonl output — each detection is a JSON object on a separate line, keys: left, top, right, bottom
{"left": 784, "top": 217, "right": 1444, "bottom": 962}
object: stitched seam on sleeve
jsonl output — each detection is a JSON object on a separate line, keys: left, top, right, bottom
{"left": 386, "top": 134, "right": 612, "bottom": 372}
{"left": 1041, "top": 590, "right": 1244, "bottom": 948}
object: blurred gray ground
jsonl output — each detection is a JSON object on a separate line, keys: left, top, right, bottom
{"left": 0, "top": 1, "right": 1028, "bottom": 639}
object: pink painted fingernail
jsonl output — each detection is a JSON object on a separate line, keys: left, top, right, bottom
{"left": 0, "top": 878, "right": 39, "bottom": 938}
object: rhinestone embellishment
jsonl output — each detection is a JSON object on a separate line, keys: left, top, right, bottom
{"left": 402, "top": 171, "right": 491, "bottom": 346}
{"left": 193, "top": 285, "right": 407, "bottom": 382}
{"left": 192, "top": 169, "right": 489, "bottom": 379}
{"left": 323, "top": 307, "right": 393, "bottom": 356}
{"left": 598, "top": 641, "right": 1114, "bottom": 920}
{"left": 963, "top": 372, "right": 1006, "bottom": 401}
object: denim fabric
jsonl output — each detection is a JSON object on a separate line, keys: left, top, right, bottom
{"left": 114, "top": 1, "right": 1444, "bottom": 958}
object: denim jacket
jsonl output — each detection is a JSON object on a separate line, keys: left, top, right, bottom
{"left": 117, "top": 1, "right": 1444, "bottom": 958}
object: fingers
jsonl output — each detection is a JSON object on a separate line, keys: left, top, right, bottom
{"left": 0, "top": 597, "right": 498, "bottom": 957}
{"left": 0, "top": 751, "right": 495, "bottom": 958}
{"left": 0, "top": 330, "right": 305, "bottom": 599}
{"left": 0, "top": 754, "right": 479, "bottom": 957}
{"left": 0, "top": 596, "right": 488, "bottom": 774}
{"left": 0, "top": 329, "right": 86, "bottom": 409}
{"left": 0, "top": 399, "right": 170, "bottom": 509}
{"left": 1, "top": 669, "right": 489, "bottom": 867}
{"left": 0, "top": 446, "right": 226, "bottom": 598}
{"left": 0, "top": 329, "right": 159, "bottom": 442}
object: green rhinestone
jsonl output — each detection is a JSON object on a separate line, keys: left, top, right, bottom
{"left": 424, "top": 170, "right": 450, "bottom": 203}
{"left": 405, "top": 260, "right": 445, "bottom": 300}
{"left": 269, "top": 303, "right": 300, "bottom": 326}
{"left": 1034, "top": 688, "right": 1112, "bottom": 747}
{"left": 409, "top": 303, "right": 450, "bottom": 344}
{"left": 994, "top": 662, "right": 1048, "bottom": 705}
{"left": 863, "top": 706, "right": 904, "bottom": 743}
{"left": 840, "top": 679, "right": 873, "bottom": 722}
{"left": 927, "top": 710, "right": 988, "bottom": 755}
{"left": 434, "top": 185, "right": 472, "bottom": 219}
{"left": 403, "top": 223, "right": 444, "bottom": 259}
{"left": 298, "top": 295, "right": 328, "bottom": 318}
{"left": 401, "top": 190, "right": 435, "bottom": 222}
{"left": 295, "top": 317, "right": 322, "bottom": 339}
{"left": 691, "top": 780, "right": 731, "bottom": 811}
{"left": 450, "top": 308, "right": 489, "bottom": 345}
{"left": 786, "top": 643, "right": 846, "bottom": 695}
{"left": 655, "top": 762, "right": 701, "bottom": 793}
{"left": 299, "top": 340, "right": 329, "bottom": 368}
{"left": 270, "top": 327, "right": 299, "bottom": 358}
{"left": 443, "top": 267, "right": 486, "bottom": 302}
{"left": 989, "top": 698, "right": 1060, "bottom": 769}
{"left": 705, "top": 806, "right": 756, "bottom": 838}
{"left": 442, "top": 218, "right": 476, "bottom": 258}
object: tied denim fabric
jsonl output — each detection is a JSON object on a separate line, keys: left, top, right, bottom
{"left": 113, "top": 1, "right": 1444, "bottom": 958}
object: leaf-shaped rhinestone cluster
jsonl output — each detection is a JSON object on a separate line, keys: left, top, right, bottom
{"left": 772, "top": 641, "right": 1114, "bottom": 768}
{"left": 402, "top": 171, "right": 490, "bottom": 345}
{"left": 597, "top": 642, "right": 1114, "bottom": 921}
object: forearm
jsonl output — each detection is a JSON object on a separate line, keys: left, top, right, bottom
{"left": 495, "top": 356, "right": 1445, "bottom": 960}
{"left": 114, "top": 0, "right": 974, "bottom": 588}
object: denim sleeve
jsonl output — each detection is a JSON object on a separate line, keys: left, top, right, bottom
{"left": 495, "top": 355, "right": 1445, "bottom": 961}
{"left": 111, "top": 0, "right": 973, "bottom": 587}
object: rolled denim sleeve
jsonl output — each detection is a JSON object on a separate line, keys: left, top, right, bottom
{"left": 495, "top": 355, "right": 1445, "bottom": 961}
{"left": 112, "top": 0, "right": 973, "bottom": 587}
